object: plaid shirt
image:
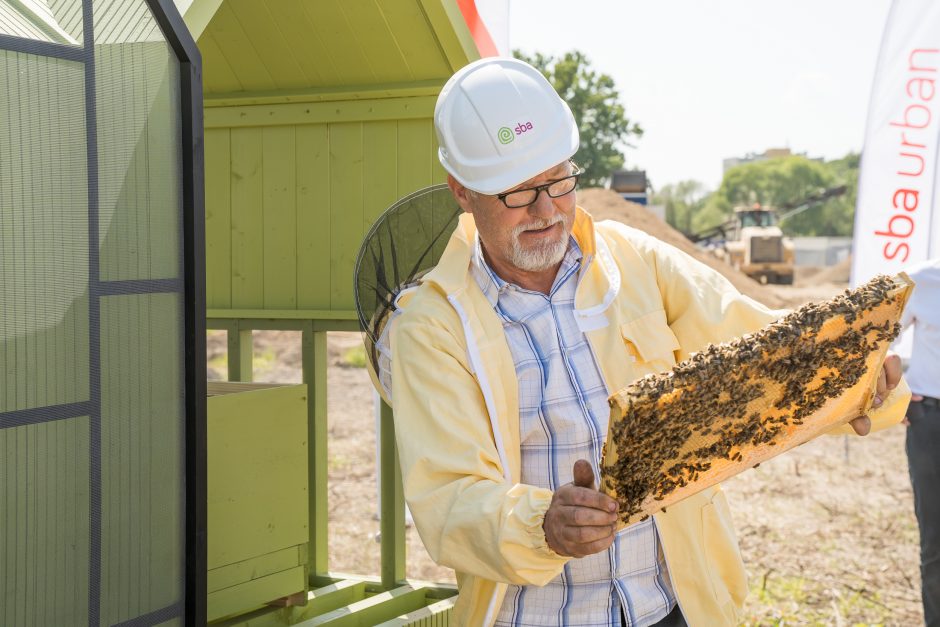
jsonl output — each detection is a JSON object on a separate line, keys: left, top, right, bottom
{"left": 472, "top": 235, "right": 676, "bottom": 626}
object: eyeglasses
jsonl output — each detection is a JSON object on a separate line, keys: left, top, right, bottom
{"left": 496, "top": 163, "right": 583, "bottom": 208}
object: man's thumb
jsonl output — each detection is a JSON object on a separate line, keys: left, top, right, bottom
{"left": 572, "top": 459, "right": 595, "bottom": 489}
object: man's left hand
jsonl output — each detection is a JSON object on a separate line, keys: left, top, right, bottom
{"left": 849, "top": 353, "right": 902, "bottom": 436}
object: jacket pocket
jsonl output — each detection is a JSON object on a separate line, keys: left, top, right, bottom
{"left": 619, "top": 309, "right": 681, "bottom": 370}
{"left": 700, "top": 488, "right": 748, "bottom": 622}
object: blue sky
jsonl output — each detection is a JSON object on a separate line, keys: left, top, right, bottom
{"left": 509, "top": 0, "right": 893, "bottom": 190}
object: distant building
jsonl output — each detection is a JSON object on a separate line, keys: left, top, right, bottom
{"left": 722, "top": 147, "right": 822, "bottom": 173}
{"left": 792, "top": 237, "right": 853, "bottom": 267}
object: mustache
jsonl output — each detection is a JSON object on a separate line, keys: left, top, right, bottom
{"left": 511, "top": 215, "right": 564, "bottom": 237}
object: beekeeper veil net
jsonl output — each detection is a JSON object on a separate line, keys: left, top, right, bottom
{"left": 354, "top": 184, "right": 462, "bottom": 396}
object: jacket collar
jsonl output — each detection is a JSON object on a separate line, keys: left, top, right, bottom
{"left": 423, "top": 206, "right": 618, "bottom": 314}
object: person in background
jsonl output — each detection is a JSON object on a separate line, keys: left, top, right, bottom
{"left": 902, "top": 258, "right": 940, "bottom": 626}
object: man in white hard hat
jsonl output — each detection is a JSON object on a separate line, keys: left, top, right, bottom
{"left": 386, "top": 57, "right": 905, "bottom": 626}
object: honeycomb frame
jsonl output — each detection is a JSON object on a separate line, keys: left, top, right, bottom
{"left": 600, "top": 273, "right": 914, "bottom": 525}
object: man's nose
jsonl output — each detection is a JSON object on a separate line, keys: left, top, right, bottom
{"left": 527, "top": 189, "right": 556, "bottom": 219}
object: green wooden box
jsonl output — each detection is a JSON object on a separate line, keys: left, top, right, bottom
{"left": 207, "top": 381, "right": 309, "bottom": 623}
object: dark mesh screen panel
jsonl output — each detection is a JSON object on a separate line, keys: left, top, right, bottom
{"left": 354, "top": 185, "right": 461, "bottom": 376}
{"left": 0, "top": 1, "right": 196, "bottom": 624}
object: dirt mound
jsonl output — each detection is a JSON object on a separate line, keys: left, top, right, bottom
{"left": 579, "top": 189, "right": 786, "bottom": 309}
{"left": 813, "top": 256, "right": 851, "bottom": 284}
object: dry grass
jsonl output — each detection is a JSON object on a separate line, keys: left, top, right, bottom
{"left": 206, "top": 278, "right": 923, "bottom": 624}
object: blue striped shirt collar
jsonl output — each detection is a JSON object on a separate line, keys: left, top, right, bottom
{"left": 470, "top": 233, "right": 584, "bottom": 308}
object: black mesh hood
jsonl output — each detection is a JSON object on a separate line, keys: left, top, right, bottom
{"left": 354, "top": 184, "right": 462, "bottom": 377}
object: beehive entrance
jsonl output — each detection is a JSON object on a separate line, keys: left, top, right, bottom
{"left": 601, "top": 273, "right": 913, "bottom": 525}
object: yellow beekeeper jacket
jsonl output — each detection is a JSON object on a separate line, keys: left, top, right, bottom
{"left": 386, "top": 207, "right": 909, "bottom": 626}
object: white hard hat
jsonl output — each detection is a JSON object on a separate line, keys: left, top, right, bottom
{"left": 434, "top": 57, "right": 580, "bottom": 195}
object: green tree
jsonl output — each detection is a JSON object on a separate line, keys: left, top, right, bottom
{"left": 652, "top": 180, "right": 708, "bottom": 235}
{"left": 692, "top": 155, "right": 858, "bottom": 236}
{"left": 514, "top": 50, "right": 643, "bottom": 187}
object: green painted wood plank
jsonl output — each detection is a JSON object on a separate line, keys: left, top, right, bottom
{"left": 230, "top": 127, "right": 265, "bottom": 309}
{"left": 262, "top": 126, "right": 298, "bottom": 309}
{"left": 328, "top": 123, "right": 363, "bottom": 311}
{"left": 391, "top": 120, "right": 435, "bottom": 278}
{"left": 375, "top": 597, "right": 455, "bottom": 626}
{"left": 208, "top": 319, "right": 360, "bottom": 333}
{"left": 295, "top": 124, "right": 332, "bottom": 310}
{"left": 204, "top": 81, "right": 444, "bottom": 108}
{"left": 228, "top": 0, "right": 308, "bottom": 90}
{"left": 179, "top": 0, "right": 223, "bottom": 40}
{"left": 209, "top": 566, "right": 306, "bottom": 623}
{"left": 263, "top": 1, "right": 328, "bottom": 88}
{"left": 204, "top": 2, "right": 274, "bottom": 92}
{"left": 199, "top": 29, "right": 244, "bottom": 94}
{"left": 380, "top": 401, "right": 406, "bottom": 589}
{"left": 297, "top": 584, "right": 429, "bottom": 626}
{"left": 208, "top": 383, "right": 308, "bottom": 568}
{"left": 430, "top": 134, "right": 447, "bottom": 184}
{"left": 227, "top": 327, "right": 253, "bottom": 382}
{"left": 204, "top": 96, "right": 436, "bottom": 129}
{"left": 303, "top": 329, "right": 329, "bottom": 575}
{"left": 416, "top": 0, "right": 479, "bottom": 72}
{"left": 208, "top": 580, "right": 368, "bottom": 627}
{"left": 396, "top": 119, "right": 433, "bottom": 196}
{"left": 207, "top": 309, "right": 358, "bottom": 321}
{"left": 301, "top": 1, "right": 374, "bottom": 85}
{"left": 304, "top": 580, "right": 368, "bottom": 617}
{"left": 205, "top": 127, "right": 233, "bottom": 309}
{"left": 208, "top": 546, "right": 305, "bottom": 593}
{"left": 381, "top": 0, "right": 454, "bottom": 80}
{"left": 429, "top": 137, "right": 453, "bottom": 266}
{"left": 362, "top": 121, "right": 398, "bottom": 234}
{"left": 337, "top": 1, "right": 412, "bottom": 83}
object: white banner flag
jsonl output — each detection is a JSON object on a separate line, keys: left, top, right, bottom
{"left": 853, "top": 0, "right": 940, "bottom": 286}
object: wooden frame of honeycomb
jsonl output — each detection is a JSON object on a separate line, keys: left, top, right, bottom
{"left": 600, "top": 273, "right": 914, "bottom": 526}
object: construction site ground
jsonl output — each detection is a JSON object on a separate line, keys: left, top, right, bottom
{"left": 207, "top": 190, "right": 921, "bottom": 625}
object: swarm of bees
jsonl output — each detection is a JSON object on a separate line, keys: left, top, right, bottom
{"left": 600, "top": 273, "right": 913, "bottom": 524}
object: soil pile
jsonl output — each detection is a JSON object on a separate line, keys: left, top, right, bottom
{"left": 813, "top": 256, "right": 851, "bottom": 284}
{"left": 579, "top": 188, "right": 786, "bottom": 308}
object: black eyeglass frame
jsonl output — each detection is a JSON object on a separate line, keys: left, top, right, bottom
{"left": 496, "top": 162, "right": 584, "bottom": 209}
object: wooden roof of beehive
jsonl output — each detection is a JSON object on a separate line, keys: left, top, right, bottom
{"left": 175, "top": 0, "right": 479, "bottom": 97}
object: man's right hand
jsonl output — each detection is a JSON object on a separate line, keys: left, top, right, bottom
{"left": 542, "top": 459, "right": 620, "bottom": 558}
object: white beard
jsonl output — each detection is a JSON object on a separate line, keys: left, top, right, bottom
{"left": 508, "top": 216, "right": 569, "bottom": 272}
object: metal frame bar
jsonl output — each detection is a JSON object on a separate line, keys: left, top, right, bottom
{"left": 82, "top": 0, "right": 102, "bottom": 620}
{"left": 145, "top": 0, "right": 208, "bottom": 624}
{"left": 97, "top": 278, "right": 184, "bottom": 296}
{"left": 0, "top": 33, "right": 85, "bottom": 61}
{"left": 0, "top": 401, "right": 95, "bottom": 429}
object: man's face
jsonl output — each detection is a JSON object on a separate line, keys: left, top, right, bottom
{"left": 451, "top": 162, "right": 577, "bottom": 274}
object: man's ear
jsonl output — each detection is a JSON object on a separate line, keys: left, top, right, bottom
{"left": 447, "top": 174, "right": 475, "bottom": 214}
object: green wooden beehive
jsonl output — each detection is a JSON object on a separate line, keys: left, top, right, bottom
{"left": 174, "top": 0, "right": 479, "bottom": 318}
{"left": 207, "top": 382, "right": 308, "bottom": 622}
{"left": 170, "top": 0, "right": 482, "bottom": 622}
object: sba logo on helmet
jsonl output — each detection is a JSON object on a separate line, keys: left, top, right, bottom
{"left": 497, "top": 127, "right": 514, "bottom": 144}
{"left": 497, "top": 122, "right": 535, "bottom": 145}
